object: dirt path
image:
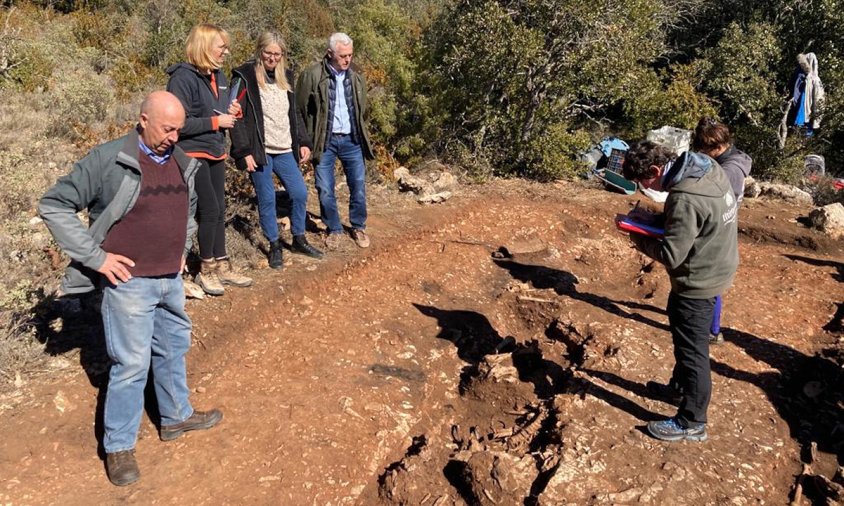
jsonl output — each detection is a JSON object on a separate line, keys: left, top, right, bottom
{"left": 0, "top": 180, "right": 842, "bottom": 504}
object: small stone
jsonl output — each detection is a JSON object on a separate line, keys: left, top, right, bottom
{"left": 195, "top": 386, "right": 206, "bottom": 393}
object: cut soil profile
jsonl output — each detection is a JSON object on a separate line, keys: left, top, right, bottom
{"left": 0, "top": 179, "right": 842, "bottom": 505}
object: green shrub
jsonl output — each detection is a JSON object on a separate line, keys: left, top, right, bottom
{"left": 523, "top": 123, "right": 591, "bottom": 181}
{"left": 46, "top": 70, "right": 115, "bottom": 141}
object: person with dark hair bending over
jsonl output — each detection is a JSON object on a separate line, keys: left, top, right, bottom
{"left": 692, "top": 117, "right": 752, "bottom": 344}
{"left": 230, "top": 31, "right": 323, "bottom": 268}
{"left": 167, "top": 23, "right": 253, "bottom": 296}
{"left": 622, "top": 141, "right": 738, "bottom": 442}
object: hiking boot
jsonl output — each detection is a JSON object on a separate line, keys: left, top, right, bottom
{"left": 216, "top": 258, "right": 253, "bottom": 287}
{"left": 160, "top": 409, "right": 223, "bottom": 441}
{"left": 268, "top": 240, "right": 284, "bottom": 270}
{"left": 709, "top": 332, "right": 724, "bottom": 345}
{"left": 647, "top": 417, "right": 708, "bottom": 442}
{"left": 292, "top": 235, "right": 324, "bottom": 259}
{"left": 106, "top": 450, "right": 140, "bottom": 486}
{"left": 350, "top": 229, "right": 370, "bottom": 248}
{"left": 183, "top": 279, "right": 206, "bottom": 300}
{"left": 325, "top": 232, "right": 344, "bottom": 250}
{"left": 646, "top": 380, "right": 683, "bottom": 405}
{"left": 197, "top": 259, "right": 224, "bottom": 296}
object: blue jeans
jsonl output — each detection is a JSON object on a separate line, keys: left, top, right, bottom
{"left": 314, "top": 133, "right": 367, "bottom": 233}
{"left": 250, "top": 152, "right": 309, "bottom": 240}
{"left": 101, "top": 275, "right": 193, "bottom": 453}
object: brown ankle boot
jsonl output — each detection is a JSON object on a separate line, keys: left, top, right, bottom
{"left": 216, "top": 258, "right": 253, "bottom": 287}
{"left": 197, "top": 259, "right": 224, "bottom": 296}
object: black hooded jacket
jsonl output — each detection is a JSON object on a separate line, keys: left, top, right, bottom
{"left": 229, "top": 62, "right": 312, "bottom": 170}
{"left": 165, "top": 62, "right": 231, "bottom": 158}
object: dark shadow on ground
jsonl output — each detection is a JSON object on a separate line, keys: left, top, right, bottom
{"left": 32, "top": 292, "right": 109, "bottom": 388}
{"left": 783, "top": 254, "right": 843, "bottom": 282}
{"left": 711, "top": 328, "right": 844, "bottom": 464}
{"left": 576, "top": 369, "right": 667, "bottom": 422}
{"left": 412, "top": 304, "right": 565, "bottom": 399}
{"left": 493, "top": 259, "right": 669, "bottom": 332}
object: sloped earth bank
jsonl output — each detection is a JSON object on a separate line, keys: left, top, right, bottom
{"left": 1, "top": 180, "right": 842, "bottom": 504}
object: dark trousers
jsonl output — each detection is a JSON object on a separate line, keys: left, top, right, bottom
{"left": 667, "top": 292, "right": 715, "bottom": 427}
{"left": 194, "top": 159, "right": 227, "bottom": 259}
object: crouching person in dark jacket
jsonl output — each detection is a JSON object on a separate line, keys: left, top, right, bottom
{"left": 230, "top": 31, "right": 322, "bottom": 269}
{"left": 622, "top": 141, "right": 739, "bottom": 442}
{"left": 38, "top": 91, "right": 223, "bottom": 486}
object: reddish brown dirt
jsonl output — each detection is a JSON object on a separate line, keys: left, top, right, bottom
{"left": 0, "top": 179, "right": 842, "bottom": 504}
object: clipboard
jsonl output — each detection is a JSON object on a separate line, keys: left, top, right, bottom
{"left": 615, "top": 214, "right": 664, "bottom": 238}
{"left": 229, "top": 78, "right": 246, "bottom": 104}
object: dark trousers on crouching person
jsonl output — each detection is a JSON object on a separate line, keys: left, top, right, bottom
{"left": 667, "top": 291, "right": 715, "bottom": 428}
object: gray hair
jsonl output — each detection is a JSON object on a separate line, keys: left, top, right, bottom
{"left": 328, "top": 32, "right": 353, "bottom": 52}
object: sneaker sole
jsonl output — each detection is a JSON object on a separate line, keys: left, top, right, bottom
{"left": 647, "top": 426, "right": 708, "bottom": 442}
{"left": 220, "top": 279, "right": 253, "bottom": 287}
{"left": 160, "top": 411, "right": 223, "bottom": 441}
{"left": 292, "top": 249, "right": 324, "bottom": 259}
{"left": 108, "top": 471, "right": 140, "bottom": 487}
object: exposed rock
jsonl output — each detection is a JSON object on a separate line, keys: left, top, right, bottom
{"left": 432, "top": 172, "right": 457, "bottom": 192}
{"left": 503, "top": 235, "right": 546, "bottom": 255}
{"left": 808, "top": 203, "right": 844, "bottom": 239}
{"left": 757, "top": 182, "right": 813, "bottom": 205}
{"left": 744, "top": 176, "right": 761, "bottom": 199}
{"left": 461, "top": 451, "right": 537, "bottom": 506}
{"left": 394, "top": 166, "right": 434, "bottom": 196}
{"left": 418, "top": 191, "right": 452, "bottom": 204}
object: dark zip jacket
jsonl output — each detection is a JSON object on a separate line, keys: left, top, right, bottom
{"left": 295, "top": 58, "right": 374, "bottom": 163}
{"left": 166, "top": 62, "right": 231, "bottom": 157}
{"left": 229, "top": 62, "right": 313, "bottom": 169}
{"left": 632, "top": 151, "right": 739, "bottom": 298}
{"left": 38, "top": 130, "right": 200, "bottom": 294}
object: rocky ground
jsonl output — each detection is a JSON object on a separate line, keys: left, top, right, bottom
{"left": 0, "top": 177, "right": 842, "bottom": 505}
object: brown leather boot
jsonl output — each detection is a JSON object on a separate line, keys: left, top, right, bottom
{"left": 216, "top": 258, "right": 253, "bottom": 287}
{"left": 106, "top": 450, "right": 140, "bottom": 486}
{"left": 197, "top": 259, "right": 224, "bottom": 296}
{"left": 160, "top": 409, "right": 223, "bottom": 441}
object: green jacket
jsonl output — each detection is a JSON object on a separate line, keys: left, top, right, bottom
{"left": 38, "top": 130, "right": 199, "bottom": 294}
{"left": 295, "top": 59, "right": 374, "bottom": 163}
{"left": 632, "top": 151, "right": 738, "bottom": 299}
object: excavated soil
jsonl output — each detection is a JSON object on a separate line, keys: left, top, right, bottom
{"left": 0, "top": 179, "right": 842, "bottom": 505}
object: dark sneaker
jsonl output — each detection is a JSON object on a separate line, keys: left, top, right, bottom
{"left": 160, "top": 409, "right": 223, "bottom": 442}
{"left": 709, "top": 332, "right": 724, "bottom": 345}
{"left": 646, "top": 380, "right": 683, "bottom": 405}
{"left": 269, "top": 240, "right": 283, "bottom": 270}
{"left": 106, "top": 450, "right": 140, "bottom": 486}
{"left": 350, "top": 229, "right": 370, "bottom": 248}
{"left": 647, "top": 417, "right": 708, "bottom": 442}
{"left": 292, "top": 235, "right": 324, "bottom": 259}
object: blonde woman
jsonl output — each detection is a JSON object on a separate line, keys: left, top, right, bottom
{"left": 167, "top": 23, "right": 252, "bottom": 295}
{"left": 230, "top": 32, "right": 322, "bottom": 269}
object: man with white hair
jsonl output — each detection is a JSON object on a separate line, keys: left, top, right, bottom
{"left": 39, "top": 91, "right": 223, "bottom": 486}
{"left": 296, "top": 32, "right": 374, "bottom": 249}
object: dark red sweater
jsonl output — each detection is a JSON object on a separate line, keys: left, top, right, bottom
{"left": 101, "top": 153, "right": 188, "bottom": 276}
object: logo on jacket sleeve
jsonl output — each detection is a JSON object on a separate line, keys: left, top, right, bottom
{"left": 722, "top": 191, "right": 737, "bottom": 224}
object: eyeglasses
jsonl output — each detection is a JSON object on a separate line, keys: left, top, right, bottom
{"left": 262, "top": 50, "right": 285, "bottom": 59}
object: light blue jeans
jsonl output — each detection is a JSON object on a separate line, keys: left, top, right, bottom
{"left": 314, "top": 133, "right": 367, "bottom": 233}
{"left": 251, "top": 152, "right": 309, "bottom": 240}
{"left": 101, "top": 275, "right": 193, "bottom": 453}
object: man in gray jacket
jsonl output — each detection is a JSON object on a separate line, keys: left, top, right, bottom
{"left": 622, "top": 141, "right": 738, "bottom": 442}
{"left": 296, "top": 32, "right": 375, "bottom": 250}
{"left": 39, "top": 91, "right": 222, "bottom": 486}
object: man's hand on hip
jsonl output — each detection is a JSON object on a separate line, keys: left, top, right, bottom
{"left": 97, "top": 253, "right": 135, "bottom": 285}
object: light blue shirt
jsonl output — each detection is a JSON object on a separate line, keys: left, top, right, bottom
{"left": 138, "top": 138, "right": 172, "bottom": 165}
{"left": 328, "top": 64, "right": 351, "bottom": 134}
